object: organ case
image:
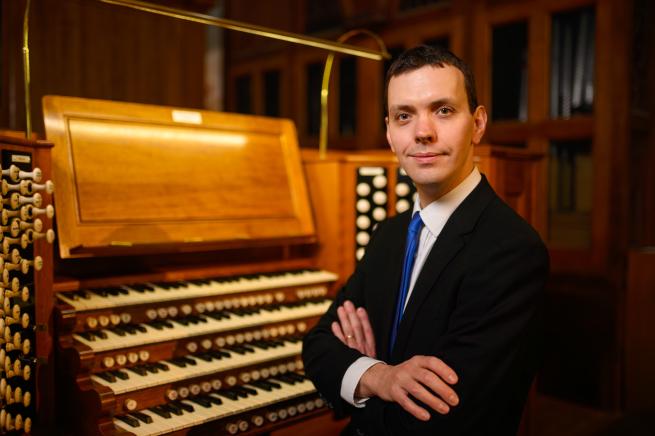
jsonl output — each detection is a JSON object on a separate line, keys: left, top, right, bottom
{"left": 43, "top": 97, "right": 337, "bottom": 435}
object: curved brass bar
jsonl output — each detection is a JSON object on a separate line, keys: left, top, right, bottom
{"left": 22, "top": 0, "right": 32, "bottom": 138}
{"left": 319, "top": 30, "right": 390, "bottom": 159}
{"left": 99, "top": 0, "right": 388, "bottom": 61}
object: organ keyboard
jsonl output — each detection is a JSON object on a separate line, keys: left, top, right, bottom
{"left": 42, "top": 97, "right": 338, "bottom": 435}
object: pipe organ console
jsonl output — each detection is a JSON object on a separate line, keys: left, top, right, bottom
{"left": 0, "top": 134, "right": 56, "bottom": 434}
{"left": 41, "top": 97, "right": 339, "bottom": 435}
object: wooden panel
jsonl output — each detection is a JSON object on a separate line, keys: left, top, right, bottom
{"left": 625, "top": 249, "right": 655, "bottom": 413}
{"left": 1, "top": 0, "right": 208, "bottom": 136}
{"left": 474, "top": 144, "right": 547, "bottom": 236}
{"left": 43, "top": 96, "right": 315, "bottom": 258}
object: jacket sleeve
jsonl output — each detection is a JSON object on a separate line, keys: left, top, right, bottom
{"left": 359, "top": 230, "right": 549, "bottom": 435}
{"left": 302, "top": 220, "right": 389, "bottom": 416}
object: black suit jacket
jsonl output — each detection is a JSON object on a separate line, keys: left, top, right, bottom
{"left": 302, "top": 176, "right": 549, "bottom": 435}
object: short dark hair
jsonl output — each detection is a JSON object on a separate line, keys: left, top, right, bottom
{"left": 384, "top": 45, "right": 478, "bottom": 115}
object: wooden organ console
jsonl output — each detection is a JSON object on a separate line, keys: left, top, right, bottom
{"left": 42, "top": 96, "right": 338, "bottom": 435}
{"left": 0, "top": 134, "right": 56, "bottom": 434}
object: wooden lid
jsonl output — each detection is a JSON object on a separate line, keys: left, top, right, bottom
{"left": 43, "top": 96, "right": 315, "bottom": 258}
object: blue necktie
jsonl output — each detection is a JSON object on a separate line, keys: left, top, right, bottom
{"left": 389, "top": 212, "right": 424, "bottom": 350}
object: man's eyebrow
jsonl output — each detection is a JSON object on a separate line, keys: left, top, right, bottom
{"left": 429, "top": 98, "right": 458, "bottom": 107}
{"left": 388, "top": 104, "right": 415, "bottom": 113}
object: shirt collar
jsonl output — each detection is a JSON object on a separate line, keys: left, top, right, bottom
{"left": 412, "top": 166, "right": 482, "bottom": 238}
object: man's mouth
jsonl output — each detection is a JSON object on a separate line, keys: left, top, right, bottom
{"left": 410, "top": 152, "right": 447, "bottom": 163}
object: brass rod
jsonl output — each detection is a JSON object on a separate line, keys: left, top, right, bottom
{"left": 319, "top": 30, "right": 389, "bottom": 159}
{"left": 22, "top": 0, "right": 32, "bottom": 139}
{"left": 100, "top": 0, "right": 388, "bottom": 61}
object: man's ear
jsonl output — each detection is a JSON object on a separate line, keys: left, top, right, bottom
{"left": 385, "top": 116, "right": 396, "bottom": 153}
{"left": 471, "top": 106, "right": 488, "bottom": 145}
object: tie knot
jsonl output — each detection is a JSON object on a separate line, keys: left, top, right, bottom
{"left": 408, "top": 212, "right": 423, "bottom": 238}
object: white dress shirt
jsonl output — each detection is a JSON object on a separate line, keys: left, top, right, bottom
{"left": 340, "top": 166, "right": 482, "bottom": 406}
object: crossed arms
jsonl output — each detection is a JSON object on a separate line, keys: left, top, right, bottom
{"left": 332, "top": 300, "right": 459, "bottom": 421}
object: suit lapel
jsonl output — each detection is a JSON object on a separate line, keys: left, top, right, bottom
{"left": 390, "top": 176, "right": 497, "bottom": 361}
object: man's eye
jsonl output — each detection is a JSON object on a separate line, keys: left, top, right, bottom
{"left": 396, "top": 113, "right": 410, "bottom": 121}
{"left": 438, "top": 107, "right": 453, "bottom": 115}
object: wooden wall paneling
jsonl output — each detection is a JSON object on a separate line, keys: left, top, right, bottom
{"left": 624, "top": 249, "right": 655, "bottom": 413}
{"left": 2, "top": 0, "right": 208, "bottom": 135}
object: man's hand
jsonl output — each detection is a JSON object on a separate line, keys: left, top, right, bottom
{"left": 331, "top": 300, "right": 376, "bottom": 358}
{"left": 357, "top": 356, "right": 459, "bottom": 421}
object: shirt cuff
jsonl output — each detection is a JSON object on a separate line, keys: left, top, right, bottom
{"left": 340, "top": 356, "right": 384, "bottom": 407}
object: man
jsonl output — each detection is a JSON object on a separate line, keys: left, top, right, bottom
{"left": 302, "top": 45, "right": 548, "bottom": 435}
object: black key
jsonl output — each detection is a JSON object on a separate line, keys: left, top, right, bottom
{"left": 116, "top": 414, "right": 140, "bottom": 427}
{"left": 251, "top": 381, "right": 272, "bottom": 391}
{"left": 215, "top": 390, "right": 239, "bottom": 401}
{"left": 144, "top": 364, "right": 159, "bottom": 374}
{"left": 286, "top": 372, "right": 306, "bottom": 382}
{"left": 180, "top": 356, "right": 197, "bottom": 366}
{"left": 205, "top": 395, "right": 223, "bottom": 405}
{"left": 127, "top": 366, "right": 148, "bottom": 377}
{"left": 108, "top": 327, "right": 126, "bottom": 337}
{"left": 195, "top": 353, "right": 213, "bottom": 362}
{"left": 149, "top": 406, "right": 171, "bottom": 419}
{"left": 78, "top": 331, "right": 95, "bottom": 342}
{"left": 90, "top": 288, "right": 109, "bottom": 297}
{"left": 265, "top": 379, "right": 282, "bottom": 389}
{"left": 168, "top": 359, "right": 187, "bottom": 368}
{"left": 91, "top": 330, "right": 108, "bottom": 340}
{"left": 134, "top": 324, "right": 147, "bottom": 333}
{"left": 162, "top": 403, "right": 183, "bottom": 416}
{"left": 148, "top": 322, "right": 164, "bottom": 331}
{"left": 235, "top": 385, "right": 258, "bottom": 396}
{"left": 276, "top": 374, "right": 296, "bottom": 385}
{"left": 96, "top": 371, "right": 116, "bottom": 383}
{"left": 111, "top": 370, "right": 130, "bottom": 380}
{"left": 129, "top": 411, "right": 153, "bottom": 424}
{"left": 207, "top": 350, "right": 225, "bottom": 360}
{"left": 153, "top": 362, "right": 169, "bottom": 371}
{"left": 172, "top": 400, "right": 194, "bottom": 413}
{"left": 230, "top": 388, "right": 248, "bottom": 399}
{"left": 189, "top": 397, "right": 212, "bottom": 408}
{"left": 122, "top": 324, "right": 138, "bottom": 335}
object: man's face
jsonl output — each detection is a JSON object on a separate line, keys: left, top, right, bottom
{"left": 385, "top": 65, "right": 487, "bottom": 205}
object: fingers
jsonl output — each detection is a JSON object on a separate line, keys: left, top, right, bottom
{"left": 334, "top": 301, "right": 378, "bottom": 358}
{"left": 344, "top": 301, "right": 366, "bottom": 353}
{"left": 412, "top": 356, "right": 459, "bottom": 407}
{"left": 423, "top": 355, "right": 458, "bottom": 385}
{"left": 357, "top": 307, "right": 377, "bottom": 358}
{"left": 331, "top": 321, "right": 346, "bottom": 344}
{"left": 393, "top": 387, "right": 432, "bottom": 421}
{"left": 336, "top": 304, "right": 361, "bottom": 352}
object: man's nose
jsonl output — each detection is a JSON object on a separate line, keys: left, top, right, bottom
{"left": 414, "top": 115, "right": 436, "bottom": 144}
